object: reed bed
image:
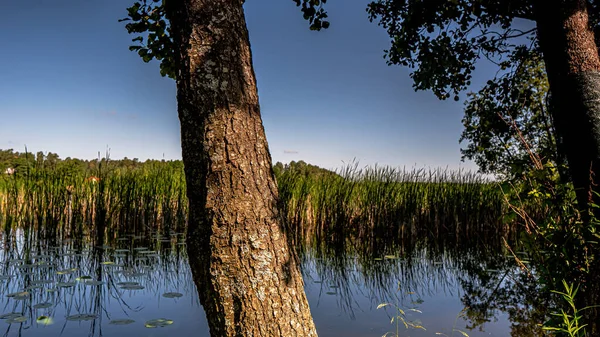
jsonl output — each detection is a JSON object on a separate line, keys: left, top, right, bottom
{"left": 276, "top": 164, "right": 510, "bottom": 248}
{"left": 0, "top": 159, "right": 187, "bottom": 241}
{"left": 2, "top": 157, "right": 514, "bottom": 241}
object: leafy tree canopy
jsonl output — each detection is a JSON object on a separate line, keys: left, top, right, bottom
{"left": 363, "top": 1, "right": 600, "bottom": 177}
{"left": 119, "top": 0, "right": 329, "bottom": 80}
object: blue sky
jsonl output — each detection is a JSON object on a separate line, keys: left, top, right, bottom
{"left": 0, "top": 0, "right": 500, "bottom": 171}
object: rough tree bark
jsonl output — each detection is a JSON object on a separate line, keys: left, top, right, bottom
{"left": 533, "top": 0, "right": 600, "bottom": 333}
{"left": 534, "top": 0, "right": 600, "bottom": 216}
{"left": 165, "top": 1, "right": 318, "bottom": 336}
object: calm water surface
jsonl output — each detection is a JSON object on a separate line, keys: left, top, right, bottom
{"left": 0, "top": 231, "right": 541, "bottom": 337}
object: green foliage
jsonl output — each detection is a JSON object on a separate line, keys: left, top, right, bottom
{"left": 377, "top": 284, "right": 426, "bottom": 336}
{"left": 276, "top": 163, "right": 509, "bottom": 248}
{"left": 292, "top": 0, "right": 330, "bottom": 31}
{"left": 460, "top": 47, "right": 562, "bottom": 179}
{"left": 0, "top": 150, "right": 187, "bottom": 237}
{"left": 119, "top": 0, "right": 176, "bottom": 79}
{"left": 366, "top": 0, "right": 536, "bottom": 101}
{"left": 120, "top": 0, "right": 330, "bottom": 79}
{"left": 544, "top": 280, "right": 600, "bottom": 337}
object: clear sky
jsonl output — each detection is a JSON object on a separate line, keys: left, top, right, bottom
{"left": 0, "top": 0, "right": 499, "bottom": 171}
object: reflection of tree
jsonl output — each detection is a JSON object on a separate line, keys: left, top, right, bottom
{"left": 299, "top": 227, "right": 550, "bottom": 336}
{"left": 458, "top": 262, "right": 548, "bottom": 336}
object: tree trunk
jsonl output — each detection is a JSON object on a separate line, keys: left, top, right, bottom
{"left": 534, "top": 0, "right": 600, "bottom": 216}
{"left": 166, "top": 1, "right": 318, "bottom": 336}
{"left": 534, "top": 1, "right": 600, "bottom": 333}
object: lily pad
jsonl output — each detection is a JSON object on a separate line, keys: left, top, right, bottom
{"left": 84, "top": 280, "right": 105, "bottom": 286}
{"left": 162, "top": 292, "right": 183, "bottom": 298}
{"left": 36, "top": 315, "right": 53, "bottom": 325}
{"left": 7, "top": 291, "right": 29, "bottom": 300}
{"left": 5, "top": 316, "right": 27, "bottom": 324}
{"left": 145, "top": 318, "right": 173, "bottom": 328}
{"left": 57, "top": 282, "right": 76, "bottom": 288}
{"left": 33, "top": 302, "right": 53, "bottom": 309}
{"left": 66, "top": 314, "right": 98, "bottom": 321}
{"left": 0, "top": 313, "right": 23, "bottom": 319}
{"left": 109, "top": 319, "right": 135, "bottom": 325}
{"left": 120, "top": 284, "right": 144, "bottom": 290}
{"left": 57, "top": 268, "right": 77, "bottom": 275}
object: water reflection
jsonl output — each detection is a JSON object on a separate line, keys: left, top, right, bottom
{"left": 0, "top": 228, "right": 546, "bottom": 337}
{"left": 0, "top": 231, "right": 204, "bottom": 337}
{"left": 299, "top": 230, "right": 546, "bottom": 336}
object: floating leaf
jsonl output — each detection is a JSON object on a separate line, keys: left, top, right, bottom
{"left": 120, "top": 284, "right": 144, "bottom": 290}
{"left": 57, "top": 282, "right": 76, "bottom": 288}
{"left": 0, "top": 313, "right": 23, "bottom": 319}
{"left": 5, "top": 316, "right": 27, "bottom": 324}
{"left": 33, "top": 302, "right": 53, "bottom": 309}
{"left": 36, "top": 315, "right": 53, "bottom": 325}
{"left": 66, "top": 314, "right": 98, "bottom": 321}
{"left": 109, "top": 319, "right": 135, "bottom": 325}
{"left": 145, "top": 318, "right": 173, "bottom": 328}
{"left": 84, "top": 280, "right": 105, "bottom": 286}
{"left": 162, "top": 292, "right": 183, "bottom": 298}
{"left": 57, "top": 268, "right": 77, "bottom": 275}
{"left": 7, "top": 291, "right": 29, "bottom": 300}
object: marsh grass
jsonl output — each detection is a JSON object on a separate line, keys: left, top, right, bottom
{"left": 276, "top": 164, "right": 512, "bottom": 249}
{"left": 0, "top": 157, "right": 186, "bottom": 241}
{"left": 2, "top": 155, "right": 513, "bottom": 245}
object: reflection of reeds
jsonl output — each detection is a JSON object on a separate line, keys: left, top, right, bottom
{"left": 0, "top": 232, "right": 197, "bottom": 336}
{"left": 300, "top": 228, "right": 536, "bottom": 326}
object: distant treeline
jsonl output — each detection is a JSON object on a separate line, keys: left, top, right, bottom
{"left": 0, "top": 149, "right": 331, "bottom": 178}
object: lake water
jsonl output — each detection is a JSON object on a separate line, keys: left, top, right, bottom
{"left": 0, "top": 231, "right": 542, "bottom": 337}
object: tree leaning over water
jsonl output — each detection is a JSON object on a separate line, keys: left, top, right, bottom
{"left": 367, "top": 0, "right": 600, "bottom": 218}
{"left": 120, "top": 0, "right": 329, "bottom": 336}
{"left": 366, "top": 0, "right": 600, "bottom": 331}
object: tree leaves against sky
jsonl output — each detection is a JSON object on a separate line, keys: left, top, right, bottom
{"left": 119, "top": 0, "right": 329, "bottom": 80}
{"left": 119, "top": 0, "right": 600, "bottom": 177}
